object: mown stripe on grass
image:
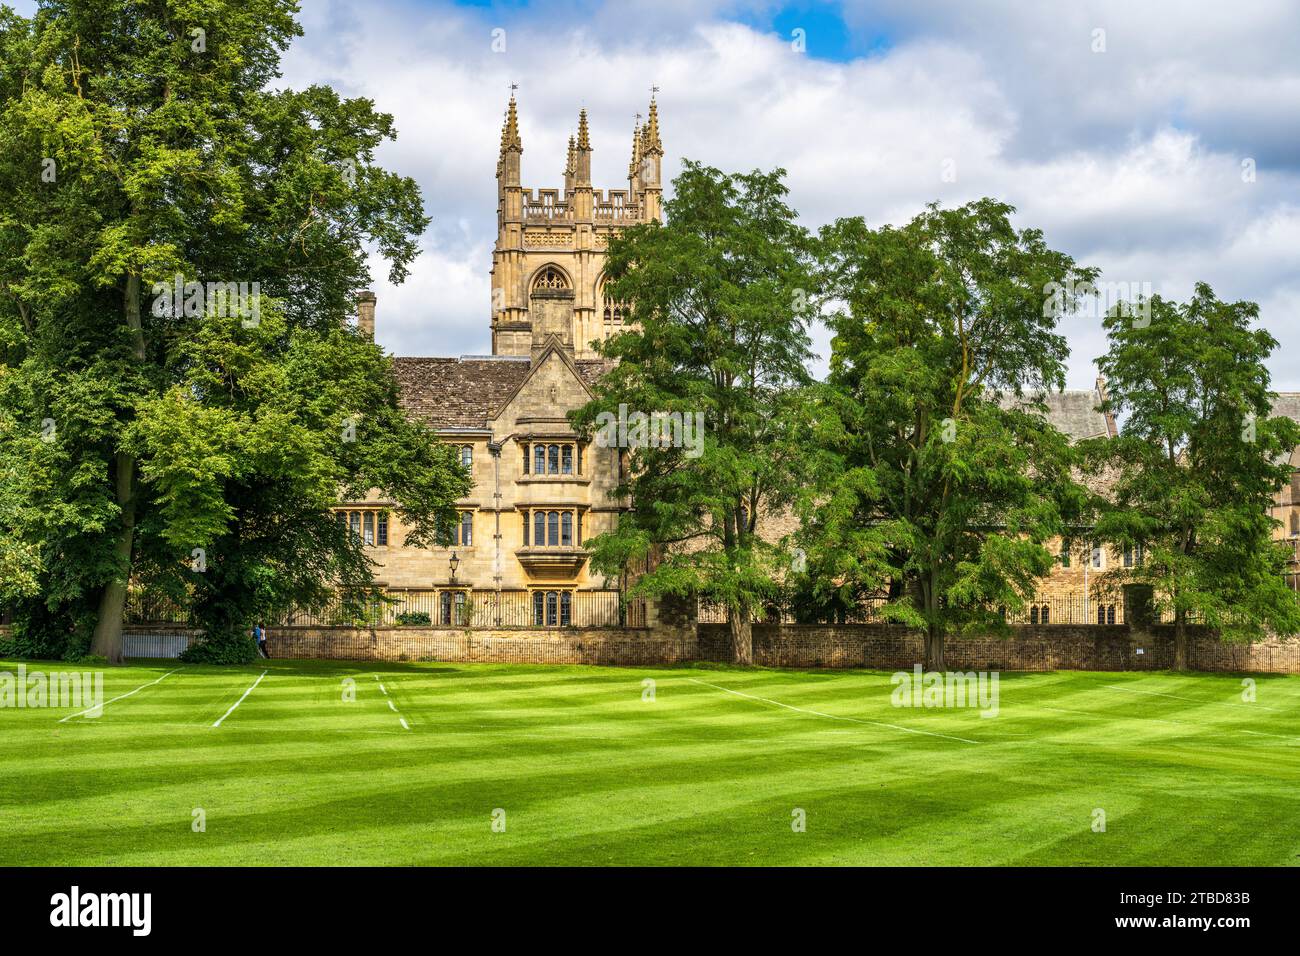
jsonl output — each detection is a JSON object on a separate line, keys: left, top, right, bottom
{"left": 1104, "top": 682, "right": 1283, "bottom": 711}
{"left": 686, "top": 677, "right": 979, "bottom": 744}
{"left": 58, "top": 668, "right": 180, "bottom": 723}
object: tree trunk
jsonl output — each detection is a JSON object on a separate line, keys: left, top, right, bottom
{"left": 728, "top": 606, "right": 753, "bottom": 666}
{"left": 89, "top": 451, "right": 137, "bottom": 663}
{"left": 90, "top": 275, "right": 145, "bottom": 664}
{"left": 919, "top": 568, "right": 945, "bottom": 671}
{"left": 924, "top": 622, "right": 946, "bottom": 672}
{"left": 1173, "top": 611, "right": 1188, "bottom": 671}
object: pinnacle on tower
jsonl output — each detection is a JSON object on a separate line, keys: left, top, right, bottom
{"left": 642, "top": 96, "right": 662, "bottom": 154}
{"left": 564, "top": 135, "right": 577, "bottom": 194}
{"left": 501, "top": 95, "right": 522, "bottom": 154}
{"left": 628, "top": 116, "right": 642, "bottom": 180}
{"left": 574, "top": 109, "right": 592, "bottom": 189}
{"left": 497, "top": 93, "right": 523, "bottom": 187}
{"left": 577, "top": 108, "right": 591, "bottom": 151}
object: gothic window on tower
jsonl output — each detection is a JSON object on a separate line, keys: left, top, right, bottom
{"left": 532, "top": 265, "right": 570, "bottom": 292}
{"left": 599, "top": 280, "right": 627, "bottom": 329}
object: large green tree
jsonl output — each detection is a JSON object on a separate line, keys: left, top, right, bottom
{"left": 1083, "top": 285, "right": 1300, "bottom": 669}
{"left": 806, "top": 200, "right": 1095, "bottom": 669}
{"left": 571, "top": 161, "right": 816, "bottom": 664}
{"left": 0, "top": 0, "right": 466, "bottom": 661}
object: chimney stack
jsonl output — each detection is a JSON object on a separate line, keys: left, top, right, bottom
{"left": 357, "top": 291, "right": 376, "bottom": 340}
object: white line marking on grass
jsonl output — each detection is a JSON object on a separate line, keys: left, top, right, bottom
{"left": 212, "top": 670, "right": 268, "bottom": 728}
{"left": 686, "top": 678, "right": 978, "bottom": 745}
{"left": 376, "top": 674, "right": 408, "bottom": 730}
{"left": 59, "top": 669, "right": 180, "bottom": 723}
{"left": 1105, "top": 684, "right": 1282, "bottom": 712}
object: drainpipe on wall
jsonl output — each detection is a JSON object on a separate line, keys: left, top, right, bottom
{"left": 489, "top": 440, "right": 503, "bottom": 625}
{"left": 1084, "top": 554, "right": 1090, "bottom": 625}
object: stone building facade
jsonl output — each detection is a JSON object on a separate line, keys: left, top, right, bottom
{"left": 334, "top": 96, "right": 663, "bottom": 628}
{"left": 1017, "top": 385, "right": 1300, "bottom": 624}
{"left": 331, "top": 94, "right": 1300, "bottom": 631}
{"left": 1268, "top": 394, "right": 1300, "bottom": 591}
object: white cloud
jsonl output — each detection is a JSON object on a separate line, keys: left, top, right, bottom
{"left": 277, "top": 0, "right": 1299, "bottom": 388}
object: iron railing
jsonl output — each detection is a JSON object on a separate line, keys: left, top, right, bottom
{"left": 124, "top": 588, "right": 646, "bottom": 630}
{"left": 698, "top": 594, "right": 1202, "bottom": 626}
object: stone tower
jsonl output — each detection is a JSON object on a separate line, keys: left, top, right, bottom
{"left": 490, "top": 95, "right": 664, "bottom": 359}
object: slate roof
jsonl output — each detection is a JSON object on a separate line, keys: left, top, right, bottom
{"left": 394, "top": 357, "right": 530, "bottom": 429}
{"left": 1000, "top": 386, "right": 1116, "bottom": 442}
{"left": 393, "top": 355, "right": 614, "bottom": 429}
{"left": 1271, "top": 393, "right": 1300, "bottom": 423}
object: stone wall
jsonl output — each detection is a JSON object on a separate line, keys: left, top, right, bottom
{"left": 266, "top": 622, "right": 1300, "bottom": 672}
{"left": 698, "top": 623, "right": 1300, "bottom": 673}
{"left": 267, "top": 626, "right": 697, "bottom": 666}
{"left": 11, "top": 618, "right": 1299, "bottom": 673}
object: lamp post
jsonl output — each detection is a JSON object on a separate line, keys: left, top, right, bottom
{"left": 449, "top": 551, "right": 460, "bottom": 584}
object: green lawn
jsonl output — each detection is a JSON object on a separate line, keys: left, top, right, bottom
{"left": 2, "top": 658, "right": 1299, "bottom": 866}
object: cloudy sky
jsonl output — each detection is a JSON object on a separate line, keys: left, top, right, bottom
{"left": 23, "top": 0, "right": 1300, "bottom": 387}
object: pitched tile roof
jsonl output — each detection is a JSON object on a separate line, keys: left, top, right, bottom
{"left": 575, "top": 358, "right": 616, "bottom": 388}
{"left": 1271, "top": 393, "right": 1300, "bottom": 423}
{"left": 393, "top": 357, "right": 531, "bottom": 429}
{"left": 1000, "top": 387, "right": 1115, "bottom": 442}
{"left": 393, "top": 355, "right": 615, "bottom": 429}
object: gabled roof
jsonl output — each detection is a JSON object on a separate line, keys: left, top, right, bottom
{"left": 393, "top": 351, "right": 616, "bottom": 430}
